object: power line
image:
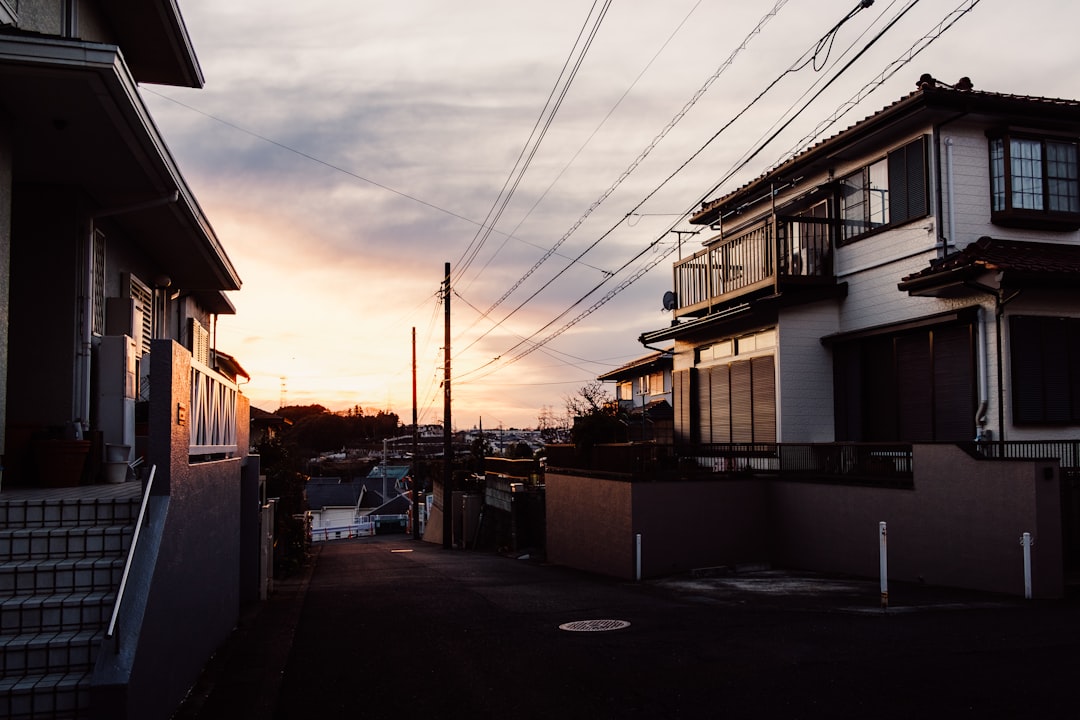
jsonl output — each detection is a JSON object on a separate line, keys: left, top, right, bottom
{"left": 452, "top": 0, "right": 613, "bottom": 285}
{"left": 454, "top": 0, "right": 880, "bottom": 381}
{"left": 455, "top": 0, "right": 795, "bottom": 353}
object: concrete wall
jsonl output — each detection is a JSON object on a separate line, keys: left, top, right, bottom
{"left": 547, "top": 444, "right": 1064, "bottom": 598}
{"left": 770, "top": 444, "right": 1063, "bottom": 598}
{"left": 93, "top": 340, "right": 247, "bottom": 719}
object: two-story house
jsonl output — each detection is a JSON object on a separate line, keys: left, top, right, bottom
{"left": 597, "top": 348, "right": 674, "bottom": 443}
{"left": 0, "top": 3, "right": 258, "bottom": 719}
{"left": 544, "top": 75, "right": 1076, "bottom": 599}
{"left": 641, "top": 75, "right": 1080, "bottom": 451}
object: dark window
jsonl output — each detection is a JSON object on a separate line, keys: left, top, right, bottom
{"left": 1010, "top": 316, "right": 1080, "bottom": 424}
{"left": 989, "top": 134, "right": 1080, "bottom": 230}
{"left": 673, "top": 370, "right": 692, "bottom": 443}
{"left": 689, "top": 356, "right": 775, "bottom": 444}
{"left": 839, "top": 136, "right": 927, "bottom": 244}
{"left": 833, "top": 322, "right": 975, "bottom": 442}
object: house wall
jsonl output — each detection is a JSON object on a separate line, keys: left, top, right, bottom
{"left": 8, "top": 186, "right": 82, "bottom": 430}
{"left": 546, "top": 472, "right": 769, "bottom": 579}
{"left": 631, "top": 479, "right": 769, "bottom": 577}
{"left": 548, "top": 444, "right": 1064, "bottom": 597}
{"left": 776, "top": 302, "right": 837, "bottom": 442}
{"left": 770, "top": 444, "right": 1063, "bottom": 598}
{"left": 94, "top": 340, "right": 247, "bottom": 719}
{"left": 0, "top": 115, "right": 11, "bottom": 487}
{"left": 546, "top": 473, "right": 635, "bottom": 578}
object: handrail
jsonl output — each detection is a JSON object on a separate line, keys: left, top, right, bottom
{"left": 107, "top": 464, "right": 156, "bottom": 641}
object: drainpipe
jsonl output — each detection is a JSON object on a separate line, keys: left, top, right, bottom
{"left": 943, "top": 137, "right": 957, "bottom": 258}
{"left": 974, "top": 306, "right": 989, "bottom": 440}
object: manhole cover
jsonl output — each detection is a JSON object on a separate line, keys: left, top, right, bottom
{"left": 558, "top": 619, "right": 631, "bottom": 632}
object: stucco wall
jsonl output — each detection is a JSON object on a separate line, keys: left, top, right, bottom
{"left": 547, "top": 444, "right": 1064, "bottom": 597}
{"left": 546, "top": 473, "right": 769, "bottom": 580}
{"left": 93, "top": 340, "right": 245, "bottom": 719}
{"left": 546, "top": 474, "right": 634, "bottom": 578}
{"left": 771, "top": 444, "right": 1063, "bottom": 598}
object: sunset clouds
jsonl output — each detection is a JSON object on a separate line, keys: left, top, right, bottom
{"left": 145, "top": 0, "right": 1080, "bottom": 426}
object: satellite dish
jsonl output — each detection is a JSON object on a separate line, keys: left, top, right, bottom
{"left": 662, "top": 291, "right": 677, "bottom": 311}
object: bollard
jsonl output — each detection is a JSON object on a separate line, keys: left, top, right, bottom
{"left": 635, "top": 533, "right": 642, "bottom": 581}
{"left": 1021, "top": 532, "right": 1033, "bottom": 600}
{"left": 879, "top": 521, "right": 888, "bottom": 611}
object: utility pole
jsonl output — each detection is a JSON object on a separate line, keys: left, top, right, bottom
{"left": 412, "top": 326, "right": 420, "bottom": 540}
{"left": 442, "top": 262, "right": 453, "bottom": 549}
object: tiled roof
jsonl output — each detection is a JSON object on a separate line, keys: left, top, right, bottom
{"left": 899, "top": 237, "right": 1080, "bottom": 291}
{"left": 693, "top": 75, "right": 1080, "bottom": 225}
{"left": 597, "top": 349, "right": 673, "bottom": 382}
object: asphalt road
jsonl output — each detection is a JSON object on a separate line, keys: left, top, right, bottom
{"left": 179, "top": 535, "right": 1080, "bottom": 719}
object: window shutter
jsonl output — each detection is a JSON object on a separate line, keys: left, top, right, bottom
{"left": 128, "top": 275, "right": 153, "bottom": 357}
{"left": 673, "top": 369, "right": 692, "bottom": 444}
{"left": 730, "top": 360, "right": 754, "bottom": 443}
{"left": 932, "top": 324, "right": 975, "bottom": 441}
{"left": 751, "top": 355, "right": 776, "bottom": 443}
{"left": 695, "top": 367, "right": 712, "bottom": 444}
{"left": 1011, "top": 317, "right": 1048, "bottom": 423}
{"left": 189, "top": 318, "right": 211, "bottom": 365}
{"left": 896, "top": 333, "right": 933, "bottom": 442}
{"left": 710, "top": 365, "right": 731, "bottom": 443}
{"left": 888, "top": 136, "right": 928, "bottom": 225}
{"left": 1041, "top": 318, "right": 1072, "bottom": 423}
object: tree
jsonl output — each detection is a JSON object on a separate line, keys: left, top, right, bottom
{"left": 565, "top": 381, "right": 627, "bottom": 449}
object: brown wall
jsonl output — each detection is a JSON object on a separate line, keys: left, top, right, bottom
{"left": 546, "top": 444, "right": 1065, "bottom": 598}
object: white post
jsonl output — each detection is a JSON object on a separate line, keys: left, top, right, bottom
{"left": 879, "top": 522, "right": 888, "bottom": 611}
{"left": 1021, "top": 532, "right": 1033, "bottom": 600}
{"left": 635, "top": 533, "right": 642, "bottom": 581}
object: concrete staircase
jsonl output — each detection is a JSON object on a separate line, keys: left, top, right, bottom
{"left": 0, "top": 486, "right": 139, "bottom": 719}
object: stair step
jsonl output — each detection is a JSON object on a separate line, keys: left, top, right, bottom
{"left": 0, "top": 629, "right": 103, "bottom": 676}
{"left": 0, "top": 670, "right": 89, "bottom": 720}
{"left": 0, "top": 557, "right": 126, "bottom": 595}
{"left": 0, "top": 525, "right": 133, "bottom": 563}
{"left": 0, "top": 591, "right": 114, "bottom": 635}
{"left": 0, "top": 496, "right": 140, "bottom": 530}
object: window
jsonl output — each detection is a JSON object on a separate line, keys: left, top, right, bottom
{"left": 1010, "top": 316, "right": 1080, "bottom": 424}
{"left": 91, "top": 230, "right": 105, "bottom": 336}
{"left": 617, "top": 381, "right": 633, "bottom": 401}
{"left": 990, "top": 134, "right": 1080, "bottom": 229}
{"left": 839, "top": 136, "right": 928, "bottom": 244}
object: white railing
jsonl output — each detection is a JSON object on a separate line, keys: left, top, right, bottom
{"left": 107, "top": 465, "right": 156, "bottom": 644}
{"left": 190, "top": 358, "right": 238, "bottom": 456}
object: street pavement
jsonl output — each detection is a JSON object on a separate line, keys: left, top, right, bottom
{"left": 174, "top": 535, "right": 1080, "bottom": 719}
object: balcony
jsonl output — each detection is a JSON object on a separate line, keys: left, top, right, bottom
{"left": 673, "top": 215, "right": 834, "bottom": 318}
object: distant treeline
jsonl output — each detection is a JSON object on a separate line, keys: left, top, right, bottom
{"left": 276, "top": 404, "right": 401, "bottom": 453}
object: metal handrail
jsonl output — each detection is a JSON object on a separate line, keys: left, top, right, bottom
{"left": 107, "top": 464, "right": 156, "bottom": 641}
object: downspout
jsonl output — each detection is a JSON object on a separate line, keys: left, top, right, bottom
{"left": 943, "top": 137, "right": 957, "bottom": 258}
{"left": 974, "top": 306, "right": 989, "bottom": 440}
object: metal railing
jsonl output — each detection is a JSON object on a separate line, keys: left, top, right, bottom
{"left": 190, "top": 358, "right": 238, "bottom": 457}
{"left": 961, "top": 440, "right": 1080, "bottom": 476}
{"left": 107, "top": 464, "right": 156, "bottom": 644}
{"left": 546, "top": 442, "right": 913, "bottom": 485}
{"left": 672, "top": 215, "right": 834, "bottom": 316}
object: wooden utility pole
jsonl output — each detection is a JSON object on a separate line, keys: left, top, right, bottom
{"left": 442, "top": 262, "right": 453, "bottom": 549}
{"left": 412, "top": 326, "right": 420, "bottom": 541}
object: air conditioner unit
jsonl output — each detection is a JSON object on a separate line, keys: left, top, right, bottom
{"left": 98, "top": 334, "right": 137, "bottom": 457}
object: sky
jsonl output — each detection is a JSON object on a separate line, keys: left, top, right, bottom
{"left": 144, "top": 0, "right": 1080, "bottom": 429}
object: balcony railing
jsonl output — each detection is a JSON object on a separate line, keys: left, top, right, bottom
{"left": 190, "top": 358, "right": 238, "bottom": 457}
{"left": 673, "top": 215, "right": 834, "bottom": 317}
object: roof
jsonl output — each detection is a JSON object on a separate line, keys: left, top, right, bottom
{"left": 0, "top": 34, "right": 241, "bottom": 291}
{"left": 597, "top": 349, "right": 673, "bottom": 383}
{"left": 366, "top": 465, "right": 410, "bottom": 482}
{"left": 249, "top": 406, "right": 291, "bottom": 427}
{"left": 898, "top": 237, "right": 1080, "bottom": 296}
{"left": 305, "top": 477, "right": 363, "bottom": 511}
{"left": 692, "top": 75, "right": 1080, "bottom": 226}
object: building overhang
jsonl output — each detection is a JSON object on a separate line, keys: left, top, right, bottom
{"left": 898, "top": 237, "right": 1080, "bottom": 298}
{"left": 0, "top": 35, "right": 240, "bottom": 291}
{"left": 597, "top": 349, "right": 673, "bottom": 383}
{"left": 99, "top": 0, "right": 204, "bottom": 87}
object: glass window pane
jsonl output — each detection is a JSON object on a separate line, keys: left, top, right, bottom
{"left": 868, "top": 159, "right": 889, "bottom": 228}
{"left": 1047, "top": 141, "right": 1079, "bottom": 212}
{"left": 990, "top": 138, "right": 1005, "bottom": 211}
{"left": 1010, "top": 138, "right": 1044, "bottom": 210}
